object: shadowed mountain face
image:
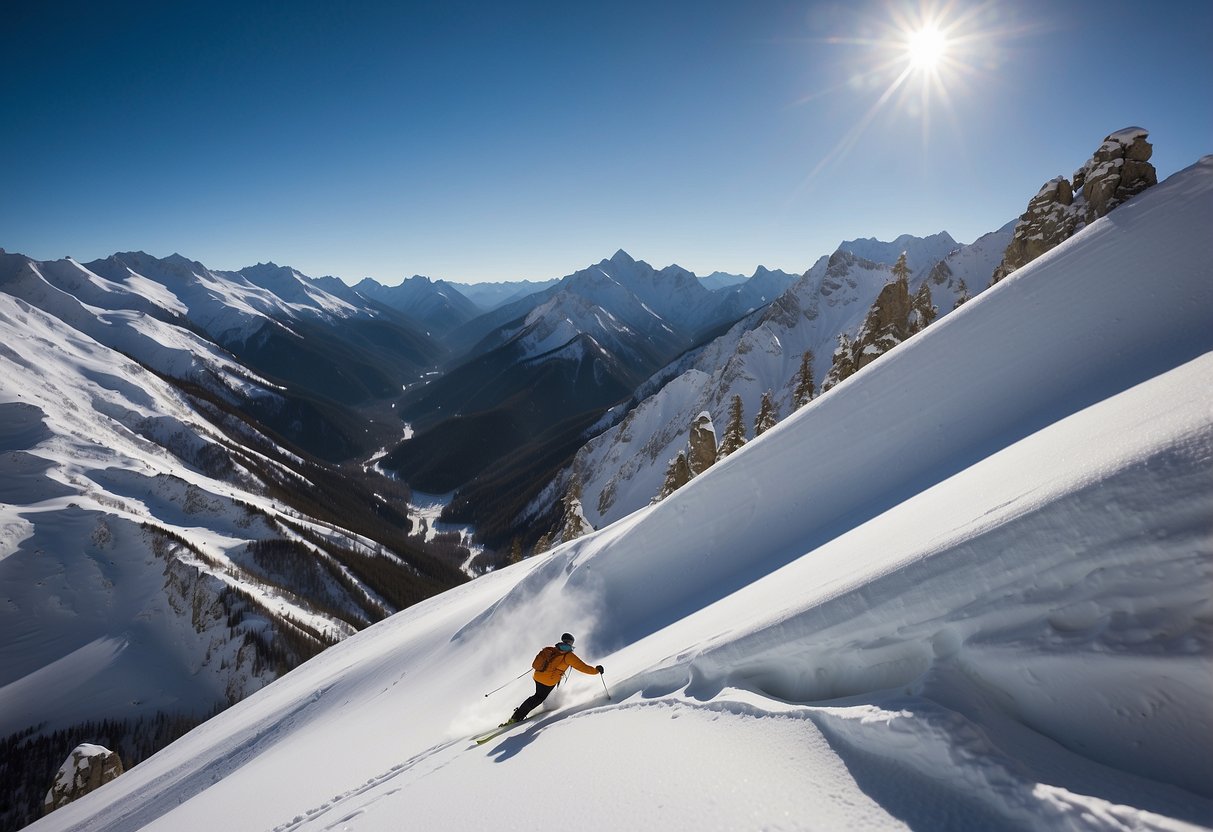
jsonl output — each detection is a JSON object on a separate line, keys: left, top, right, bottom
{"left": 353, "top": 275, "right": 483, "bottom": 334}
{"left": 384, "top": 333, "right": 642, "bottom": 493}
{"left": 379, "top": 251, "right": 769, "bottom": 516}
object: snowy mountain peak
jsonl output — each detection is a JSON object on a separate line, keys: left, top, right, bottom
{"left": 838, "top": 231, "right": 959, "bottom": 276}
{"left": 609, "top": 248, "right": 636, "bottom": 265}
{"left": 162, "top": 252, "right": 206, "bottom": 272}
{"left": 239, "top": 261, "right": 307, "bottom": 287}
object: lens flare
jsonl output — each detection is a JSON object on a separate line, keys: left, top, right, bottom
{"left": 788, "top": 1, "right": 1038, "bottom": 190}
{"left": 907, "top": 24, "right": 947, "bottom": 70}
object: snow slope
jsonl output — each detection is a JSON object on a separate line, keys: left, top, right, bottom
{"left": 0, "top": 287, "right": 429, "bottom": 741}
{"left": 27, "top": 158, "right": 1213, "bottom": 831}
{"left": 84, "top": 253, "right": 366, "bottom": 346}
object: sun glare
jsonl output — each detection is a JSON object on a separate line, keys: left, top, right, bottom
{"left": 907, "top": 25, "right": 947, "bottom": 70}
{"left": 793, "top": 1, "right": 1022, "bottom": 188}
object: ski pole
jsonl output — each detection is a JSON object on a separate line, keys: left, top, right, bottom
{"left": 599, "top": 672, "right": 611, "bottom": 701}
{"left": 483, "top": 668, "right": 531, "bottom": 698}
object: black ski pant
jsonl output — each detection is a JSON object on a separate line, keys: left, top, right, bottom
{"left": 512, "top": 681, "right": 555, "bottom": 721}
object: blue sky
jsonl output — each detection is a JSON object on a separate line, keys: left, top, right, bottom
{"left": 2, "top": 1, "right": 1209, "bottom": 284}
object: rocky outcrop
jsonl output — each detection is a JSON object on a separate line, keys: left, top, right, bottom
{"left": 687, "top": 412, "right": 718, "bottom": 476}
{"left": 558, "top": 475, "right": 594, "bottom": 543}
{"left": 1073, "top": 127, "right": 1157, "bottom": 221}
{"left": 43, "top": 744, "right": 124, "bottom": 815}
{"left": 824, "top": 268, "right": 931, "bottom": 390}
{"left": 992, "top": 128, "right": 1156, "bottom": 284}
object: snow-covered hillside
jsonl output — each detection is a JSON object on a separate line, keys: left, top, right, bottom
{"left": 0, "top": 251, "right": 469, "bottom": 830}
{"left": 29, "top": 157, "right": 1213, "bottom": 832}
{"left": 0, "top": 288, "right": 442, "bottom": 740}
{"left": 84, "top": 253, "right": 364, "bottom": 346}
{"left": 545, "top": 220, "right": 1012, "bottom": 531}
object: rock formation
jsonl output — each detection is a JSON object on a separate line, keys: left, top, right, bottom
{"left": 823, "top": 263, "right": 931, "bottom": 390}
{"left": 558, "top": 475, "right": 593, "bottom": 543}
{"left": 992, "top": 127, "right": 1157, "bottom": 284}
{"left": 43, "top": 744, "right": 124, "bottom": 815}
{"left": 686, "top": 412, "right": 718, "bottom": 476}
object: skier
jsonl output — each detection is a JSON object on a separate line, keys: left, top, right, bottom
{"left": 502, "top": 633, "right": 603, "bottom": 726}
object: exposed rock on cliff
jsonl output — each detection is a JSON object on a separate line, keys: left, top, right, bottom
{"left": 992, "top": 128, "right": 1157, "bottom": 285}
{"left": 43, "top": 744, "right": 124, "bottom": 815}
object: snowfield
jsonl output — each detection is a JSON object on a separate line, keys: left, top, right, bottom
{"left": 22, "top": 159, "right": 1213, "bottom": 831}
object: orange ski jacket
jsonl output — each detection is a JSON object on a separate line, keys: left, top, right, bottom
{"left": 534, "top": 648, "right": 599, "bottom": 687}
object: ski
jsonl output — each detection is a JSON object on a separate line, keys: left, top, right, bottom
{"left": 472, "top": 716, "right": 533, "bottom": 745}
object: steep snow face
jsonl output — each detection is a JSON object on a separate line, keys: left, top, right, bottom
{"left": 30, "top": 159, "right": 1213, "bottom": 832}
{"left": 84, "top": 252, "right": 371, "bottom": 346}
{"left": 467, "top": 250, "right": 750, "bottom": 388}
{"left": 551, "top": 225, "right": 1010, "bottom": 530}
{"left": 0, "top": 289, "right": 398, "bottom": 740}
{"left": 509, "top": 282, "right": 665, "bottom": 363}
{"left": 233, "top": 262, "right": 360, "bottom": 318}
{"left": 534, "top": 251, "right": 732, "bottom": 344}
{"left": 0, "top": 252, "right": 275, "bottom": 398}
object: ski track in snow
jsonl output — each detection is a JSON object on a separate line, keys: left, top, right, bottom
{"left": 270, "top": 738, "right": 463, "bottom": 832}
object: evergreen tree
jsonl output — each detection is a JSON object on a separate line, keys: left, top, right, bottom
{"left": 911, "top": 282, "right": 937, "bottom": 333}
{"left": 952, "top": 277, "right": 970, "bottom": 310}
{"left": 508, "top": 538, "right": 523, "bottom": 564}
{"left": 892, "top": 251, "right": 910, "bottom": 286}
{"left": 558, "top": 474, "right": 592, "bottom": 543}
{"left": 823, "top": 333, "right": 854, "bottom": 392}
{"left": 655, "top": 451, "right": 692, "bottom": 502}
{"left": 533, "top": 533, "right": 552, "bottom": 555}
{"left": 793, "top": 350, "right": 815, "bottom": 409}
{"left": 754, "top": 390, "right": 778, "bottom": 435}
{"left": 718, "top": 395, "right": 747, "bottom": 457}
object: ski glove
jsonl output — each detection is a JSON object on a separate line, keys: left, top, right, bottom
{"left": 595, "top": 665, "right": 605, "bottom": 674}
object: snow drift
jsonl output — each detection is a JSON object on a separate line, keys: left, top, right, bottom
{"left": 25, "top": 158, "right": 1213, "bottom": 832}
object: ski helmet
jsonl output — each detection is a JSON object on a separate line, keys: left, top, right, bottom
{"left": 560, "top": 633, "right": 575, "bottom": 646}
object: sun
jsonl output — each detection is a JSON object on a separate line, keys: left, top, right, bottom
{"left": 791, "top": 1, "right": 1020, "bottom": 186}
{"left": 906, "top": 24, "right": 947, "bottom": 70}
